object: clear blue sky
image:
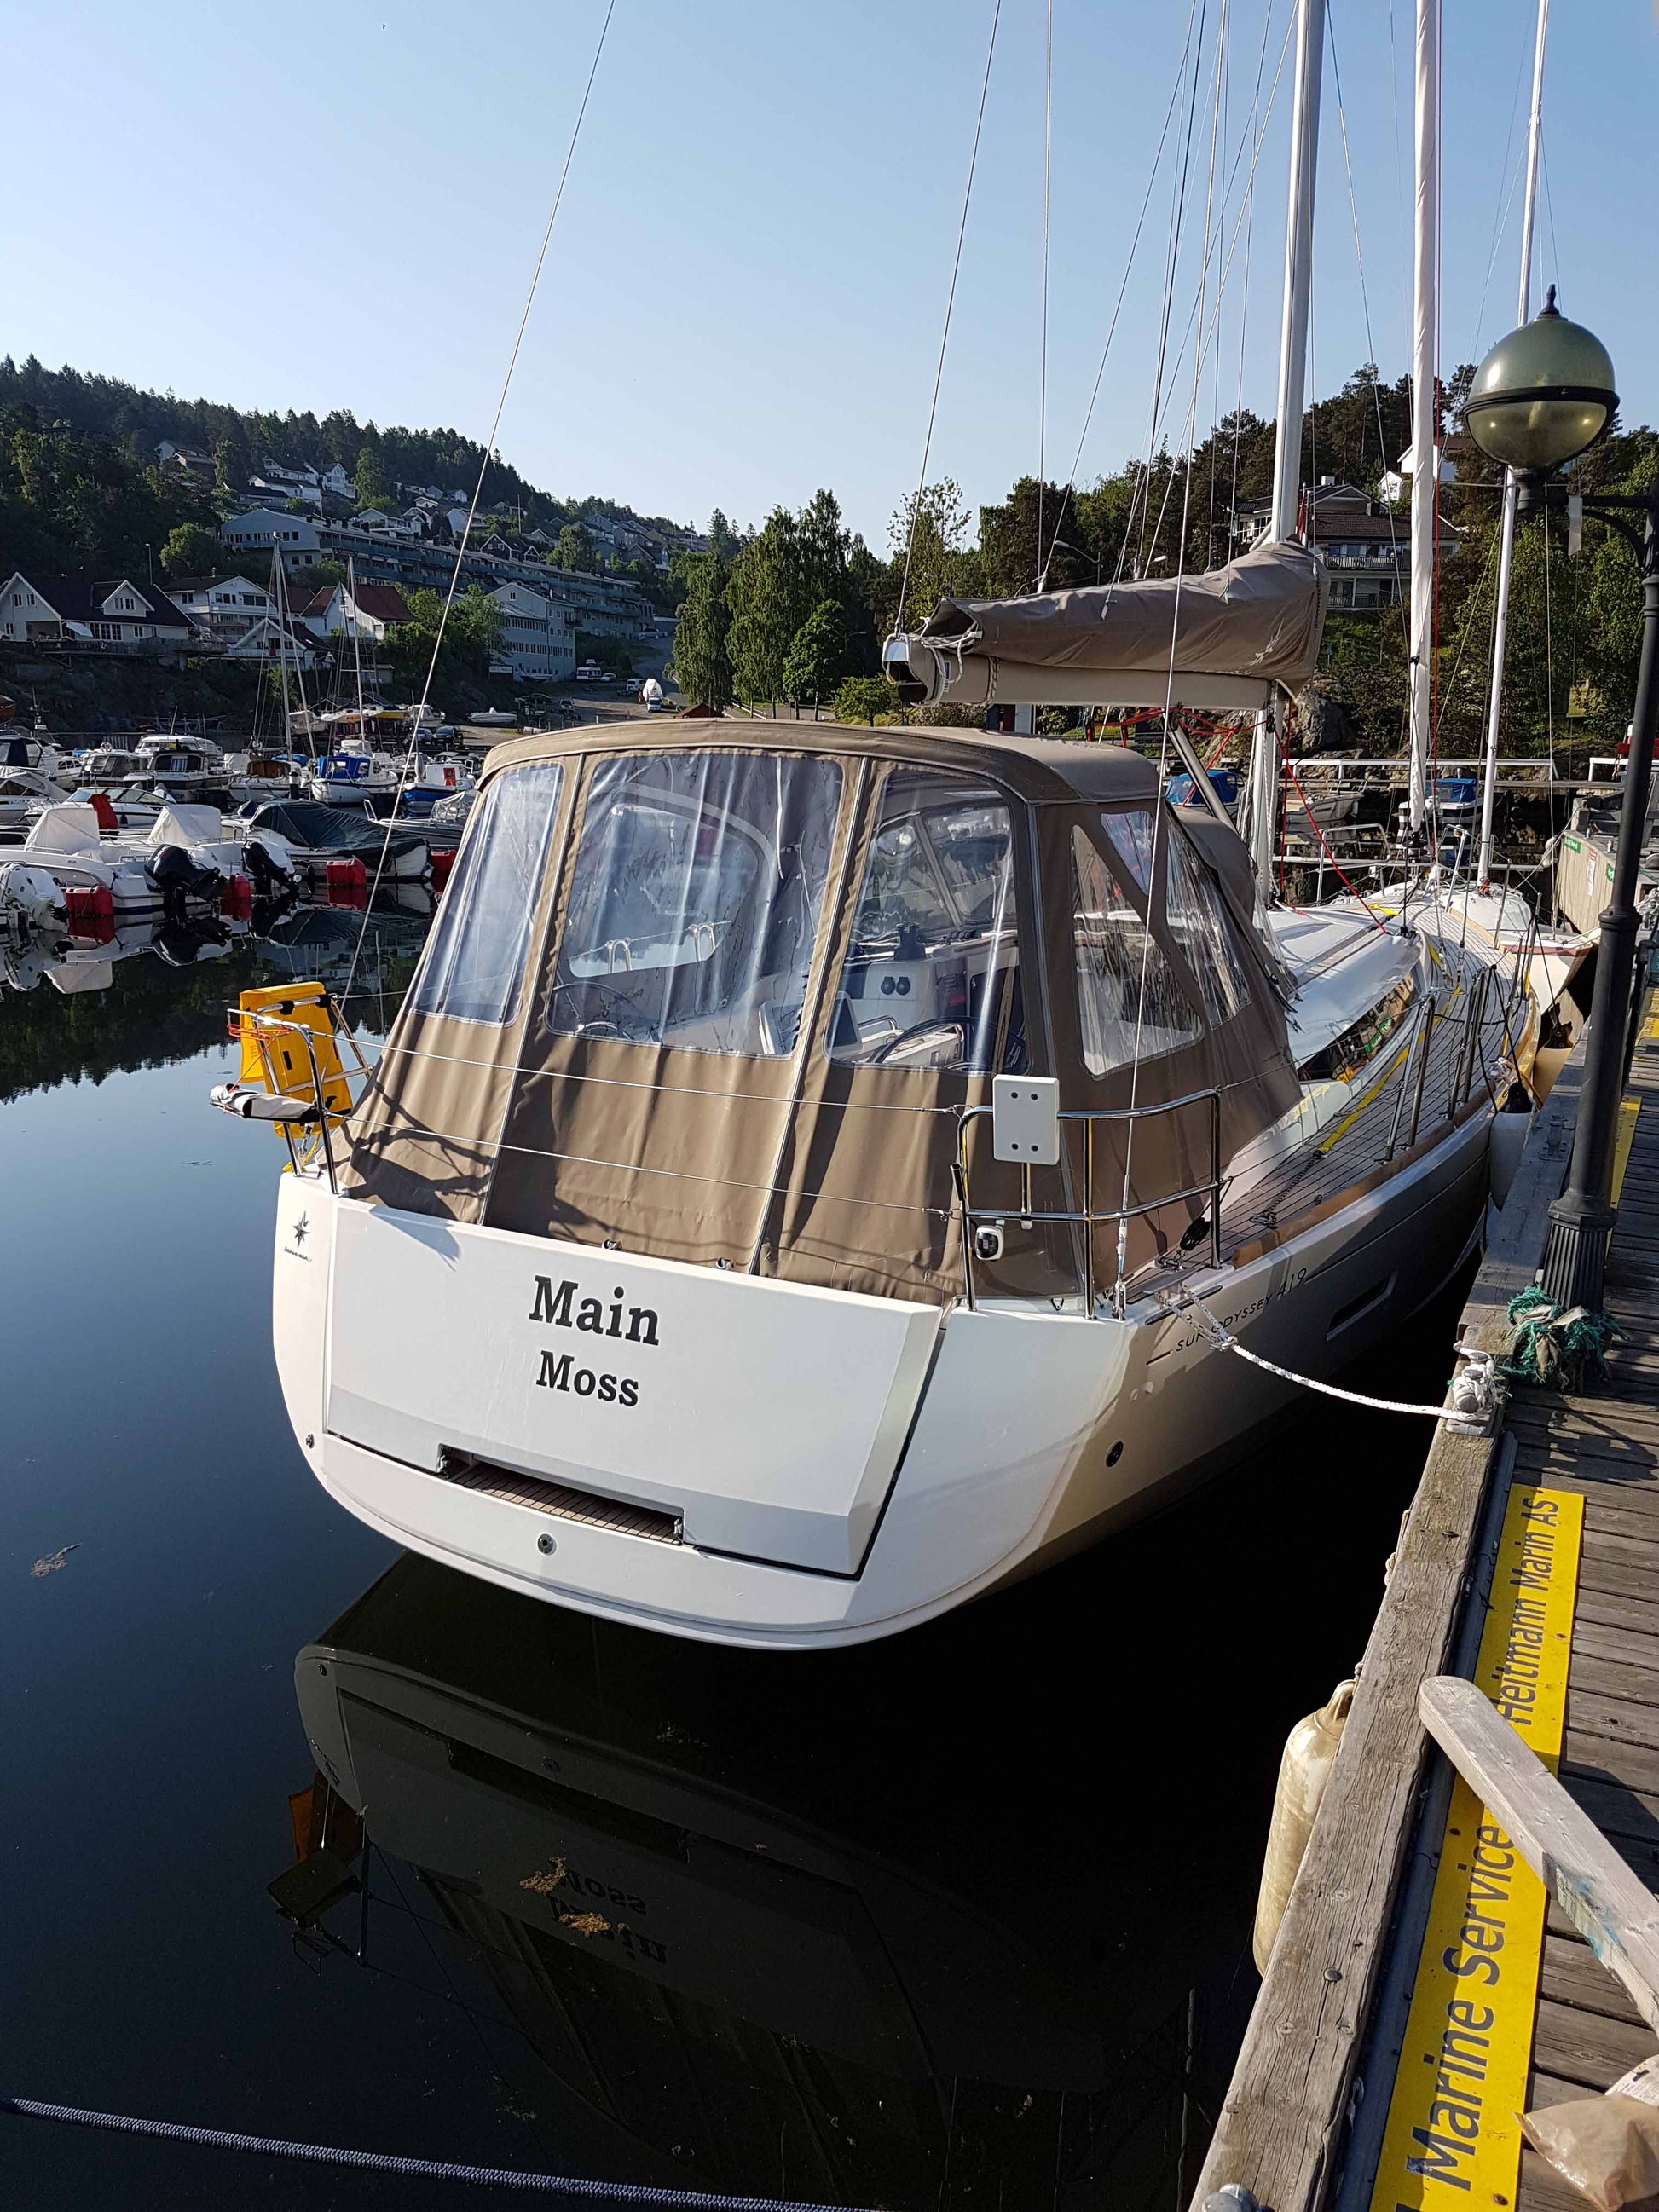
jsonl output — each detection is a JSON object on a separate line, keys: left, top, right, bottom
{"left": 6, "top": 1, "right": 1654, "bottom": 548}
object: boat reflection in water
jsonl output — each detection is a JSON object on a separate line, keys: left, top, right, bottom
{"left": 280, "top": 1552, "right": 1265, "bottom": 2208}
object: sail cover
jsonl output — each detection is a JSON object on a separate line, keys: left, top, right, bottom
{"left": 893, "top": 542, "right": 1329, "bottom": 710}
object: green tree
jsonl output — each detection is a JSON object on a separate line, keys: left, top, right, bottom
{"left": 354, "top": 435, "right": 392, "bottom": 511}
{"left": 725, "top": 490, "right": 858, "bottom": 707}
{"left": 557, "top": 521, "right": 596, "bottom": 571}
{"left": 726, "top": 507, "right": 804, "bottom": 707}
{"left": 887, "top": 479, "right": 972, "bottom": 632}
{"left": 782, "top": 598, "right": 849, "bottom": 702}
{"left": 386, "top": 585, "right": 504, "bottom": 685}
{"left": 835, "top": 674, "right": 899, "bottom": 725}
{"left": 706, "top": 509, "right": 740, "bottom": 563}
{"left": 214, "top": 424, "right": 251, "bottom": 492}
{"left": 159, "top": 522, "right": 223, "bottom": 578}
{"left": 671, "top": 553, "right": 732, "bottom": 711}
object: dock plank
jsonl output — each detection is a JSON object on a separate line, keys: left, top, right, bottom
{"left": 1531, "top": 1996, "right": 1654, "bottom": 2090}
{"left": 1541, "top": 1934, "right": 1646, "bottom": 2025}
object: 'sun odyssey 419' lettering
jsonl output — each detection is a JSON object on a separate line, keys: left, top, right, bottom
{"left": 529, "top": 1274, "right": 658, "bottom": 1409}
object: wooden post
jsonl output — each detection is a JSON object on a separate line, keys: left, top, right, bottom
{"left": 1419, "top": 1674, "right": 1659, "bottom": 2038}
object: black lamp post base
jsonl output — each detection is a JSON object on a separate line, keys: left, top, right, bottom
{"left": 1540, "top": 1194, "right": 1619, "bottom": 1314}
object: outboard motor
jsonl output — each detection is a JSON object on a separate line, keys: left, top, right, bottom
{"left": 146, "top": 842, "right": 224, "bottom": 921}
{"left": 0, "top": 861, "right": 68, "bottom": 943}
{"left": 243, "top": 832, "right": 298, "bottom": 903}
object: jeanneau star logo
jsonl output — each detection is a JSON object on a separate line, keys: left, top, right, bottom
{"left": 292, "top": 1213, "right": 310, "bottom": 1249}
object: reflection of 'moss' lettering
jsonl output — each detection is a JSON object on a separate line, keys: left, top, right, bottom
{"left": 550, "top": 1861, "right": 668, "bottom": 1965}
{"left": 530, "top": 1275, "right": 658, "bottom": 1407}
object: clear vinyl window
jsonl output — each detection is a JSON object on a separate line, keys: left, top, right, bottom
{"left": 830, "top": 771, "right": 1023, "bottom": 1075}
{"left": 409, "top": 760, "right": 563, "bottom": 1025}
{"left": 1072, "top": 817, "right": 1199, "bottom": 1076}
{"left": 546, "top": 750, "right": 843, "bottom": 1059}
{"left": 1163, "top": 822, "right": 1253, "bottom": 1027}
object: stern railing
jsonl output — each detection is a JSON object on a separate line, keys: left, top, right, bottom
{"left": 953, "top": 1087, "right": 1224, "bottom": 1317}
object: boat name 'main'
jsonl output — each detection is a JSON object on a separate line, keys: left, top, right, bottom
{"left": 529, "top": 1275, "right": 659, "bottom": 1408}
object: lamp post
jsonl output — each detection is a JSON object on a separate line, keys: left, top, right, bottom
{"left": 1465, "top": 288, "right": 1650, "bottom": 1312}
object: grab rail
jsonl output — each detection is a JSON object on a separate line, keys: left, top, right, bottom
{"left": 953, "top": 1086, "right": 1224, "bottom": 1319}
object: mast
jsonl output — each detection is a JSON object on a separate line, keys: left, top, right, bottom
{"left": 1476, "top": 0, "right": 1549, "bottom": 891}
{"left": 1246, "top": 0, "right": 1323, "bottom": 884}
{"left": 272, "top": 540, "right": 294, "bottom": 749}
{"left": 1407, "top": 0, "right": 1440, "bottom": 840}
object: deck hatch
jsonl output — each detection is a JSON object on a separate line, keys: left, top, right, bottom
{"left": 438, "top": 1449, "right": 683, "bottom": 1545}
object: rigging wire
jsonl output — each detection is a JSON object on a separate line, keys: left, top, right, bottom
{"left": 1135, "top": 0, "right": 1210, "bottom": 578}
{"left": 343, "top": 0, "right": 616, "bottom": 1002}
{"left": 1113, "top": 0, "right": 1226, "bottom": 1308}
{"left": 1467, "top": 38, "right": 1531, "bottom": 360}
{"left": 1135, "top": 14, "right": 1295, "bottom": 566}
{"left": 1036, "top": 0, "right": 1203, "bottom": 590}
{"left": 1036, "top": 0, "right": 1052, "bottom": 591}
{"left": 1538, "top": 140, "right": 1562, "bottom": 299}
{"left": 1114, "top": 7, "right": 1299, "bottom": 551}
{"left": 1228, "top": 1, "right": 1275, "bottom": 527}
{"left": 1325, "top": 8, "right": 1401, "bottom": 580}
{"left": 894, "top": 0, "right": 1003, "bottom": 634}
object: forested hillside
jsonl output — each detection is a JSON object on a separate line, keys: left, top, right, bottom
{"left": 0, "top": 355, "right": 692, "bottom": 541}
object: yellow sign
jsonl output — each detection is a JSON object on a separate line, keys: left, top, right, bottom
{"left": 1368, "top": 1484, "right": 1583, "bottom": 2210}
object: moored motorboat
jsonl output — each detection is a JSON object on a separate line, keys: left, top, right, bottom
{"left": 10, "top": 799, "right": 298, "bottom": 916}
{"left": 234, "top": 800, "right": 429, "bottom": 884}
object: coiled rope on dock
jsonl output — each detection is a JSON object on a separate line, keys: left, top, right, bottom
{"left": 1189, "top": 1305, "right": 1497, "bottom": 1427}
{"left": 0, "top": 2095, "right": 872, "bottom": 2210}
{"left": 1501, "top": 1285, "right": 1622, "bottom": 1392}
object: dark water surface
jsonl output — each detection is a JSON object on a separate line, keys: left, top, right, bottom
{"left": 0, "top": 927, "right": 1460, "bottom": 2210}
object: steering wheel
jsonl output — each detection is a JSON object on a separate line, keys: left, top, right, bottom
{"left": 869, "top": 1019, "right": 965, "bottom": 1069}
{"left": 562, "top": 978, "right": 663, "bottom": 1044}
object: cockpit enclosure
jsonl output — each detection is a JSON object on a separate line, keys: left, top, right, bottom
{"left": 344, "top": 723, "right": 1300, "bottom": 1306}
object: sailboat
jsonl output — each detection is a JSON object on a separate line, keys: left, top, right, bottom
{"left": 217, "top": 0, "right": 1536, "bottom": 1649}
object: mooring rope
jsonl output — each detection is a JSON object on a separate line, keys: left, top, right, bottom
{"left": 0, "top": 2096, "right": 872, "bottom": 2210}
{"left": 1190, "top": 1304, "right": 1496, "bottom": 1424}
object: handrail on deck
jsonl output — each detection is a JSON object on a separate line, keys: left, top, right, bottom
{"left": 954, "top": 1086, "right": 1224, "bottom": 1318}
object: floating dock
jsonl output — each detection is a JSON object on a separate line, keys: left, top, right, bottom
{"left": 1194, "top": 996, "right": 1659, "bottom": 2212}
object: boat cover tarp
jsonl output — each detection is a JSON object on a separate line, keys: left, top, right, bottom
{"left": 342, "top": 721, "right": 1299, "bottom": 1303}
{"left": 24, "top": 803, "right": 101, "bottom": 855}
{"left": 148, "top": 804, "right": 224, "bottom": 849}
{"left": 921, "top": 541, "right": 1329, "bottom": 687}
{"left": 244, "top": 800, "right": 424, "bottom": 861}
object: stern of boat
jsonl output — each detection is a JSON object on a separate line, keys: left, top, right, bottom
{"left": 270, "top": 1173, "right": 1139, "bottom": 1649}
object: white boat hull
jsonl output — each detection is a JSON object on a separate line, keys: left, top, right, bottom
{"left": 272, "top": 1101, "right": 1492, "bottom": 1650}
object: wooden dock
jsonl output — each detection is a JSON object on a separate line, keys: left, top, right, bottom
{"left": 1193, "top": 1003, "right": 1659, "bottom": 2212}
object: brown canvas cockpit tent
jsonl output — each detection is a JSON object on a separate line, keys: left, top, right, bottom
{"left": 343, "top": 720, "right": 1301, "bottom": 1306}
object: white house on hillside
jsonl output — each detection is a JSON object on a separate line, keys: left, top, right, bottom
{"left": 292, "top": 580, "right": 413, "bottom": 643}
{"left": 163, "top": 575, "right": 275, "bottom": 639}
{"left": 0, "top": 573, "right": 196, "bottom": 647}
{"left": 487, "top": 582, "right": 574, "bottom": 681}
